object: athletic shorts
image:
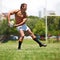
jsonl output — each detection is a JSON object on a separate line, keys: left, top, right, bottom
{"left": 16, "top": 24, "right": 30, "bottom": 31}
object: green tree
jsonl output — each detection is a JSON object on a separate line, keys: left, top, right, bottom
{"left": 33, "top": 19, "right": 45, "bottom": 35}
{"left": 26, "top": 16, "right": 40, "bottom": 31}
{"left": 47, "top": 16, "right": 60, "bottom": 41}
{"left": 47, "top": 16, "right": 60, "bottom": 35}
{"left": 0, "top": 19, "right": 18, "bottom": 42}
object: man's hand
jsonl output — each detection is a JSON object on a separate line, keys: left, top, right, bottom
{"left": 14, "top": 24, "right": 18, "bottom": 27}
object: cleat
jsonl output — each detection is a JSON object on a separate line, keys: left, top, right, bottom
{"left": 39, "top": 44, "right": 47, "bottom": 47}
{"left": 18, "top": 47, "right": 21, "bottom": 50}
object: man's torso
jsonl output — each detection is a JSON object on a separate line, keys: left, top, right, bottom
{"left": 15, "top": 10, "right": 27, "bottom": 24}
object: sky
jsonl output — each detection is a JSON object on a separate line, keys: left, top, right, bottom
{"left": 0, "top": 0, "right": 60, "bottom": 16}
{"left": 47, "top": 0, "right": 60, "bottom": 16}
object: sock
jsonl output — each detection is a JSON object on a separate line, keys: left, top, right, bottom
{"left": 18, "top": 41, "right": 22, "bottom": 49}
{"left": 33, "top": 38, "right": 47, "bottom": 47}
{"left": 33, "top": 38, "right": 43, "bottom": 45}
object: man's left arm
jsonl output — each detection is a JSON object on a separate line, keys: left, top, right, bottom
{"left": 18, "top": 18, "right": 27, "bottom": 25}
{"left": 14, "top": 18, "right": 27, "bottom": 27}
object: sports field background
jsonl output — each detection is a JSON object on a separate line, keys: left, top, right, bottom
{"left": 0, "top": 39, "right": 60, "bottom": 60}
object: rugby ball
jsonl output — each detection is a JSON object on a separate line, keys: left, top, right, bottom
{"left": 9, "top": 21, "right": 14, "bottom": 27}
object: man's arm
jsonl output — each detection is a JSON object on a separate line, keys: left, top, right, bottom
{"left": 7, "top": 12, "right": 11, "bottom": 24}
{"left": 14, "top": 18, "right": 27, "bottom": 27}
{"left": 7, "top": 10, "right": 19, "bottom": 24}
{"left": 18, "top": 18, "right": 27, "bottom": 25}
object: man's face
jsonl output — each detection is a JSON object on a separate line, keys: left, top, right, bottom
{"left": 22, "top": 4, "right": 27, "bottom": 11}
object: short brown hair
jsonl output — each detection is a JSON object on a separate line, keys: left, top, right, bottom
{"left": 20, "top": 3, "right": 27, "bottom": 9}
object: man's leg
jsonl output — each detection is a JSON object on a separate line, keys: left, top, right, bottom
{"left": 18, "top": 30, "right": 25, "bottom": 49}
{"left": 27, "top": 29, "right": 47, "bottom": 47}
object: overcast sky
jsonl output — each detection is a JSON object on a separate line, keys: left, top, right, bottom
{"left": 0, "top": 0, "right": 60, "bottom": 16}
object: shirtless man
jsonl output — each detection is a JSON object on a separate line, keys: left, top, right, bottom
{"left": 8, "top": 3, "right": 47, "bottom": 49}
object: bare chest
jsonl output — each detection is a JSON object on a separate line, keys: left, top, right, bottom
{"left": 16, "top": 11, "right": 26, "bottom": 18}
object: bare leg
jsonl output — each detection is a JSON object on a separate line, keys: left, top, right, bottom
{"left": 18, "top": 30, "right": 25, "bottom": 49}
{"left": 27, "top": 29, "right": 47, "bottom": 47}
{"left": 27, "top": 29, "right": 36, "bottom": 39}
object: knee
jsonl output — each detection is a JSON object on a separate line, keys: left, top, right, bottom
{"left": 29, "top": 31, "right": 33, "bottom": 35}
{"left": 20, "top": 34, "right": 25, "bottom": 38}
{"left": 30, "top": 32, "right": 36, "bottom": 38}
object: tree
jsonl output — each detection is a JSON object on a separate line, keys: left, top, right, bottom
{"left": 0, "top": 19, "right": 18, "bottom": 43}
{"left": 26, "top": 16, "right": 40, "bottom": 31}
{"left": 0, "top": 19, "right": 10, "bottom": 42}
{"left": 47, "top": 16, "right": 60, "bottom": 41}
{"left": 33, "top": 19, "right": 45, "bottom": 35}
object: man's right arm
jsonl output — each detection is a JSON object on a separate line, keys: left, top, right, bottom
{"left": 7, "top": 12, "right": 11, "bottom": 24}
{"left": 7, "top": 10, "right": 19, "bottom": 24}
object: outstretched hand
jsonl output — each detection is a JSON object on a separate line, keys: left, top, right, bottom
{"left": 14, "top": 24, "right": 18, "bottom": 27}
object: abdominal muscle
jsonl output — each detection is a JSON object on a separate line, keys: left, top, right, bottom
{"left": 15, "top": 15, "right": 24, "bottom": 24}
{"left": 15, "top": 11, "right": 26, "bottom": 25}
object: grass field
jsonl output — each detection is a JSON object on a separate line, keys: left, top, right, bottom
{"left": 0, "top": 39, "right": 60, "bottom": 60}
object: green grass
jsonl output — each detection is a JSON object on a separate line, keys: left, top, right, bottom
{"left": 0, "top": 39, "right": 60, "bottom": 60}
